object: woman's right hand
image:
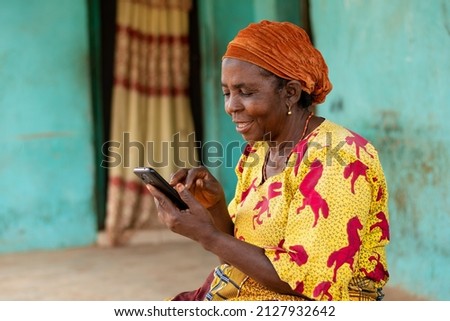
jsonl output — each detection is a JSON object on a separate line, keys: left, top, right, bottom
{"left": 169, "top": 167, "right": 225, "bottom": 209}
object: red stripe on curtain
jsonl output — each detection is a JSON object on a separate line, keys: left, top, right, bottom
{"left": 126, "top": 0, "right": 192, "bottom": 11}
{"left": 116, "top": 25, "right": 189, "bottom": 45}
{"left": 109, "top": 176, "right": 149, "bottom": 195}
{"left": 113, "top": 77, "right": 189, "bottom": 97}
{"left": 114, "top": 24, "right": 190, "bottom": 96}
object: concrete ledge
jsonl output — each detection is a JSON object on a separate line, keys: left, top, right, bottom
{"left": 96, "top": 230, "right": 429, "bottom": 301}
{"left": 97, "top": 229, "right": 189, "bottom": 247}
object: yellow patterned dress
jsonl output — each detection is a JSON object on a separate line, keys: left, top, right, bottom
{"left": 206, "top": 120, "right": 390, "bottom": 301}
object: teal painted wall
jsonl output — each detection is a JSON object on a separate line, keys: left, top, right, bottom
{"left": 0, "top": 0, "right": 97, "bottom": 253}
{"left": 310, "top": 0, "right": 450, "bottom": 299}
{"left": 198, "top": 0, "right": 303, "bottom": 202}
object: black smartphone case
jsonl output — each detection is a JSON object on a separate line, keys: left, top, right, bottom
{"left": 133, "top": 167, "right": 189, "bottom": 210}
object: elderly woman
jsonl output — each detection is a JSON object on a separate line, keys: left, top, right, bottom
{"left": 147, "top": 20, "right": 390, "bottom": 301}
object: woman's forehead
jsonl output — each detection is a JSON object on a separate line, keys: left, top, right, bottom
{"left": 221, "top": 58, "right": 273, "bottom": 83}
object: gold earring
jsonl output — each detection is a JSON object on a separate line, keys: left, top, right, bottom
{"left": 287, "top": 105, "right": 292, "bottom": 115}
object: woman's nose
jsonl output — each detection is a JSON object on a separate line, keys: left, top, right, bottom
{"left": 225, "top": 95, "right": 243, "bottom": 114}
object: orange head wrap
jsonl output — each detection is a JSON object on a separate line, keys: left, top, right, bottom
{"left": 223, "top": 20, "right": 332, "bottom": 104}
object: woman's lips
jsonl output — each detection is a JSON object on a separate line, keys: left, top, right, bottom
{"left": 234, "top": 121, "right": 253, "bottom": 134}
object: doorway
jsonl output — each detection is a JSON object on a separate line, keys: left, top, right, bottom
{"left": 89, "top": 0, "right": 203, "bottom": 230}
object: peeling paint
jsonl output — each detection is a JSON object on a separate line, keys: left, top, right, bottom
{"left": 0, "top": 0, "right": 97, "bottom": 254}
{"left": 311, "top": 0, "right": 450, "bottom": 299}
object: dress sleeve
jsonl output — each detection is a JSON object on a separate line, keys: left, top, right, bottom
{"left": 264, "top": 142, "right": 386, "bottom": 300}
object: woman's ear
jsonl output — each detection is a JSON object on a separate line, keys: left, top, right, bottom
{"left": 284, "top": 80, "right": 303, "bottom": 105}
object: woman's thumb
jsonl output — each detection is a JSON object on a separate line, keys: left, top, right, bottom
{"left": 176, "top": 184, "right": 195, "bottom": 205}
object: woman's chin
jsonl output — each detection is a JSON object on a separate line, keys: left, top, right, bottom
{"left": 240, "top": 134, "right": 261, "bottom": 144}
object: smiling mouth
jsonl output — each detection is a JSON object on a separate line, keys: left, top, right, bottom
{"left": 234, "top": 121, "right": 253, "bottom": 133}
{"left": 236, "top": 122, "right": 251, "bottom": 128}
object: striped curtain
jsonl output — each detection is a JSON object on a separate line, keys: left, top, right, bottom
{"left": 104, "top": 0, "right": 198, "bottom": 246}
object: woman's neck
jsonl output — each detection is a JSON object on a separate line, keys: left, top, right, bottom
{"left": 267, "top": 109, "right": 312, "bottom": 156}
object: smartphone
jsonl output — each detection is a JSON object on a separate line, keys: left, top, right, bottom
{"left": 133, "top": 167, "right": 188, "bottom": 210}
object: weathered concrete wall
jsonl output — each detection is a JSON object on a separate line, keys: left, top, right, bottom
{"left": 310, "top": 0, "right": 450, "bottom": 300}
{"left": 0, "top": 0, "right": 97, "bottom": 253}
